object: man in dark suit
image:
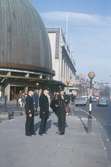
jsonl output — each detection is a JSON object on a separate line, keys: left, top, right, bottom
{"left": 50, "top": 91, "right": 66, "bottom": 135}
{"left": 25, "top": 90, "right": 35, "bottom": 136}
{"left": 33, "top": 90, "right": 39, "bottom": 115}
{"left": 39, "top": 89, "right": 49, "bottom": 135}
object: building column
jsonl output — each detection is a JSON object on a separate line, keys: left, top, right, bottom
{"left": 68, "top": 66, "right": 70, "bottom": 81}
{"left": 5, "top": 84, "right": 10, "bottom": 101}
{"left": 59, "top": 47, "right": 62, "bottom": 81}
{"left": 63, "top": 59, "right": 65, "bottom": 83}
{"left": 62, "top": 58, "right": 65, "bottom": 82}
{"left": 65, "top": 61, "right": 67, "bottom": 83}
{"left": 66, "top": 64, "right": 68, "bottom": 82}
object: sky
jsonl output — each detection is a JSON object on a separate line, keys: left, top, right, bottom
{"left": 32, "top": 0, "right": 111, "bottom": 83}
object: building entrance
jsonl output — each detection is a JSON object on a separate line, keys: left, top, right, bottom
{"left": 10, "top": 86, "right": 25, "bottom": 100}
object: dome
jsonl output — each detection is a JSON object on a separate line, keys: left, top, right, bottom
{"left": 0, "top": 0, "right": 52, "bottom": 75}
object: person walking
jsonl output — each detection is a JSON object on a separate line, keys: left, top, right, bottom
{"left": 25, "top": 90, "right": 35, "bottom": 136}
{"left": 39, "top": 89, "right": 49, "bottom": 135}
{"left": 64, "top": 93, "right": 70, "bottom": 115}
{"left": 50, "top": 91, "right": 66, "bottom": 135}
{"left": 18, "top": 92, "right": 26, "bottom": 115}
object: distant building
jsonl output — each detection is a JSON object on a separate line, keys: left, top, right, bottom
{"left": 48, "top": 28, "right": 76, "bottom": 86}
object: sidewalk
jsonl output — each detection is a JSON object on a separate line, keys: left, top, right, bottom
{"left": 0, "top": 111, "right": 110, "bottom": 167}
{"left": 0, "top": 102, "right": 23, "bottom": 122}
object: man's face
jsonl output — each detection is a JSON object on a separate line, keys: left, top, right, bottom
{"left": 29, "top": 91, "right": 33, "bottom": 96}
{"left": 44, "top": 90, "right": 48, "bottom": 95}
{"left": 60, "top": 91, "right": 64, "bottom": 96}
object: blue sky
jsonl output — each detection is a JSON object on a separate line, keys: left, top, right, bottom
{"left": 32, "top": 0, "right": 111, "bottom": 83}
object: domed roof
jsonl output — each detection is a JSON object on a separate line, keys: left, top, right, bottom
{"left": 0, "top": 0, "right": 52, "bottom": 75}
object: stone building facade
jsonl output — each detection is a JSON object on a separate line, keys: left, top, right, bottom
{"left": 48, "top": 28, "right": 76, "bottom": 86}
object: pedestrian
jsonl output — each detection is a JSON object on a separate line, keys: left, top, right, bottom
{"left": 18, "top": 93, "right": 26, "bottom": 115}
{"left": 25, "top": 90, "right": 35, "bottom": 136}
{"left": 50, "top": 91, "right": 66, "bottom": 135}
{"left": 70, "top": 93, "right": 75, "bottom": 103}
{"left": 39, "top": 89, "right": 49, "bottom": 135}
{"left": 46, "top": 89, "right": 51, "bottom": 111}
{"left": 50, "top": 92, "right": 59, "bottom": 117}
{"left": 33, "top": 90, "right": 39, "bottom": 115}
{"left": 64, "top": 93, "right": 70, "bottom": 115}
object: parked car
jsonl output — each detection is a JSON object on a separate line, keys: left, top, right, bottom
{"left": 92, "top": 96, "right": 97, "bottom": 102}
{"left": 97, "top": 97, "right": 108, "bottom": 106}
{"left": 75, "top": 96, "right": 87, "bottom": 106}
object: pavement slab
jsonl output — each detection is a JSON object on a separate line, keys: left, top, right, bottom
{"left": 0, "top": 112, "right": 110, "bottom": 167}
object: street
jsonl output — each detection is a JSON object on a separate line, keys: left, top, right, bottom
{"left": 0, "top": 102, "right": 111, "bottom": 167}
{"left": 0, "top": 0, "right": 111, "bottom": 166}
{"left": 93, "top": 102, "right": 111, "bottom": 164}
{"left": 0, "top": 105, "right": 110, "bottom": 167}
{"left": 74, "top": 101, "right": 111, "bottom": 165}
{"left": 93, "top": 102, "right": 111, "bottom": 140}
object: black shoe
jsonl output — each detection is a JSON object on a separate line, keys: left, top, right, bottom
{"left": 59, "top": 132, "right": 64, "bottom": 135}
{"left": 25, "top": 134, "right": 32, "bottom": 136}
{"left": 56, "top": 131, "right": 64, "bottom": 135}
{"left": 32, "top": 132, "right": 36, "bottom": 135}
{"left": 39, "top": 133, "right": 43, "bottom": 136}
{"left": 39, "top": 131, "right": 43, "bottom": 135}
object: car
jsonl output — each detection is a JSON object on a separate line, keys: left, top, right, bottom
{"left": 97, "top": 97, "right": 108, "bottom": 106}
{"left": 75, "top": 96, "right": 87, "bottom": 106}
{"left": 92, "top": 96, "right": 97, "bottom": 102}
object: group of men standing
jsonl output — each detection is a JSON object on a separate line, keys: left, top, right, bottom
{"left": 25, "top": 89, "right": 70, "bottom": 136}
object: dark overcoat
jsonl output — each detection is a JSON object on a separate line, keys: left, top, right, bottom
{"left": 25, "top": 95, "right": 34, "bottom": 135}
{"left": 33, "top": 93, "right": 39, "bottom": 108}
{"left": 39, "top": 94, "right": 49, "bottom": 119}
{"left": 50, "top": 95, "right": 66, "bottom": 134}
{"left": 50, "top": 96, "right": 60, "bottom": 117}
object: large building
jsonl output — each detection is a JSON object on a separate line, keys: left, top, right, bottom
{"left": 48, "top": 28, "right": 76, "bottom": 86}
{"left": 0, "top": 0, "right": 54, "bottom": 100}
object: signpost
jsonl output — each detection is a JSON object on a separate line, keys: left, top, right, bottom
{"left": 88, "top": 72, "right": 95, "bottom": 118}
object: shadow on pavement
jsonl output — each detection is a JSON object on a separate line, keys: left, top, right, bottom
{"left": 53, "top": 122, "right": 58, "bottom": 127}
{"left": 53, "top": 121, "right": 68, "bottom": 128}
{"left": 79, "top": 116, "right": 92, "bottom": 133}
{"left": 34, "top": 121, "right": 41, "bottom": 132}
{"left": 46, "top": 119, "right": 52, "bottom": 132}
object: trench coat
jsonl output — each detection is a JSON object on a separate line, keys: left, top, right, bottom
{"left": 25, "top": 95, "right": 34, "bottom": 135}
{"left": 50, "top": 95, "right": 66, "bottom": 134}
{"left": 39, "top": 94, "right": 49, "bottom": 134}
{"left": 39, "top": 94, "right": 49, "bottom": 119}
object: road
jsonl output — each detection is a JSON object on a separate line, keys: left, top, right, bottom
{"left": 93, "top": 102, "right": 111, "bottom": 140}
{"left": 74, "top": 101, "right": 111, "bottom": 165}
{"left": 93, "top": 102, "right": 111, "bottom": 164}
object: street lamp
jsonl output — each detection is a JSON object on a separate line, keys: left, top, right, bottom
{"left": 88, "top": 72, "right": 95, "bottom": 118}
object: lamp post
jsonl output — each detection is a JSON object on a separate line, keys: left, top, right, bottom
{"left": 88, "top": 72, "right": 95, "bottom": 119}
